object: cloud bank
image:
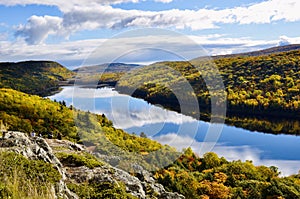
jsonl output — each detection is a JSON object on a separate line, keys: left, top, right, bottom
{"left": 2, "top": 34, "right": 299, "bottom": 67}
{"left": 3, "top": 0, "right": 299, "bottom": 44}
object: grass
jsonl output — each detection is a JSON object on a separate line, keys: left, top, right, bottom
{"left": 0, "top": 152, "right": 61, "bottom": 199}
{"left": 0, "top": 169, "right": 55, "bottom": 199}
{"left": 55, "top": 152, "right": 104, "bottom": 169}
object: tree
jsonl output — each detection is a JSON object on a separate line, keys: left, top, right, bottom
{"left": 0, "top": 120, "right": 8, "bottom": 132}
{"left": 140, "top": 132, "right": 147, "bottom": 138}
{"left": 202, "top": 152, "right": 221, "bottom": 170}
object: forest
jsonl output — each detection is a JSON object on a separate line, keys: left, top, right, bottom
{"left": 154, "top": 148, "right": 300, "bottom": 199}
{"left": 0, "top": 61, "right": 74, "bottom": 96}
{"left": 99, "top": 49, "right": 300, "bottom": 135}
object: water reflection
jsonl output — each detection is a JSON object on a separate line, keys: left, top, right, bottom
{"left": 50, "top": 87, "right": 300, "bottom": 176}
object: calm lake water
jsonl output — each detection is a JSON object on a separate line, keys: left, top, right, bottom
{"left": 50, "top": 87, "right": 300, "bottom": 176}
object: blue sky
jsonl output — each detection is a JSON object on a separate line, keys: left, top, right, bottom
{"left": 0, "top": 0, "right": 300, "bottom": 67}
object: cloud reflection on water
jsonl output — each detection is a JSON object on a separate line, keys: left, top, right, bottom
{"left": 50, "top": 87, "right": 300, "bottom": 176}
{"left": 154, "top": 133, "right": 300, "bottom": 176}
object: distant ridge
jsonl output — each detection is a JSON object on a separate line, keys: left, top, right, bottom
{"left": 73, "top": 63, "right": 142, "bottom": 73}
{"left": 212, "top": 44, "right": 300, "bottom": 59}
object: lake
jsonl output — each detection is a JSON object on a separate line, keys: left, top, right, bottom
{"left": 50, "top": 87, "right": 300, "bottom": 176}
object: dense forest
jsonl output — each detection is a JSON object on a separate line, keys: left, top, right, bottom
{"left": 154, "top": 148, "right": 300, "bottom": 199}
{"left": 0, "top": 61, "right": 74, "bottom": 96}
{"left": 99, "top": 49, "right": 300, "bottom": 135}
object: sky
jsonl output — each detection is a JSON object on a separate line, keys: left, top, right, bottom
{"left": 0, "top": 0, "right": 300, "bottom": 68}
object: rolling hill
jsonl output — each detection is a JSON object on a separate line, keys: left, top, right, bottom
{"left": 0, "top": 61, "right": 74, "bottom": 96}
{"left": 73, "top": 62, "right": 142, "bottom": 73}
{"left": 103, "top": 46, "right": 300, "bottom": 134}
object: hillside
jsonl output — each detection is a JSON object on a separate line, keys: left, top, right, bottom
{"left": 1, "top": 132, "right": 300, "bottom": 199}
{"left": 73, "top": 63, "right": 143, "bottom": 88}
{"left": 0, "top": 131, "right": 184, "bottom": 199}
{"left": 103, "top": 49, "right": 300, "bottom": 134}
{"left": 0, "top": 88, "right": 300, "bottom": 198}
{"left": 0, "top": 61, "right": 74, "bottom": 96}
{"left": 0, "top": 88, "right": 179, "bottom": 171}
{"left": 0, "top": 88, "right": 164, "bottom": 155}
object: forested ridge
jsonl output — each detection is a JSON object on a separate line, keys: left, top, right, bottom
{"left": 0, "top": 61, "right": 74, "bottom": 96}
{"left": 215, "top": 50, "right": 299, "bottom": 116}
{"left": 101, "top": 49, "right": 300, "bottom": 134}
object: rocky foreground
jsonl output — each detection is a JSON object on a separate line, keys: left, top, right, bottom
{"left": 0, "top": 131, "right": 184, "bottom": 199}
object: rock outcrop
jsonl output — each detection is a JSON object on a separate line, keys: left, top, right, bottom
{"left": 0, "top": 131, "right": 79, "bottom": 199}
{"left": 0, "top": 131, "right": 184, "bottom": 199}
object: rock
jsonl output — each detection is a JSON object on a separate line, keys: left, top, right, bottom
{"left": 0, "top": 131, "right": 185, "bottom": 199}
{"left": 0, "top": 131, "right": 78, "bottom": 199}
{"left": 66, "top": 165, "right": 185, "bottom": 199}
{"left": 95, "top": 153, "right": 121, "bottom": 166}
{"left": 46, "top": 139, "right": 85, "bottom": 152}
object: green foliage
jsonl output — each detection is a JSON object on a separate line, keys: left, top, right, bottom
{"left": 154, "top": 151, "right": 300, "bottom": 199}
{"left": 0, "top": 152, "right": 61, "bottom": 183}
{"left": 0, "top": 61, "right": 74, "bottom": 96}
{"left": 67, "top": 181, "right": 138, "bottom": 199}
{"left": 0, "top": 88, "right": 79, "bottom": 140}
{"left": 105, "top": 50, "right": 300, "bottom": 134}
{"left": 56, "top": 152, "right": 103, "bottom": 169}
{"left": 74, "top": 110, "right": 162, "bottom": 155}
{"left": 0, "top": 151, "right": 61, "bottom": 199}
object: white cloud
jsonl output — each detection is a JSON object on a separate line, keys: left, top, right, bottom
{"left": 0, "top": 0, "right": 141, "bottom": 11}
{"left": 15, "top": 15, "right": 63, "bottom": 44}
{"left": 2, "top": 33, "right": 295, "bottom": 67}
{"left": 154, "top": 0, "right": 173, "bottom": 3}
{"left": 230, "top": 0, "right": 300, "bottom": 24}
{"left": 0, "top": 38, "right": 105, "bottom": 66}
{"left": 0, "top": 22, "right": 8, "bottom": 27}
{"left": 15, "top": 5, "right": 228, "bottom": 44}
{"left": 0, "top": 32, "right": 8, "bottom": 41}
{"left": 277, "top": 35, "right": 300, "bottom": 46}
{"left": 9, "top": 0, "right": 300, "bottom": 44}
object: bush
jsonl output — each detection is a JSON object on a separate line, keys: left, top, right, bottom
{"left": 0, "top": 152, "right": 61, "bottom": 199}
{"left": 67, "top": 181, "right": 138, "bottom": 199}
{"left": 56, "top": 152, "right": 103, "bottom": 169}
